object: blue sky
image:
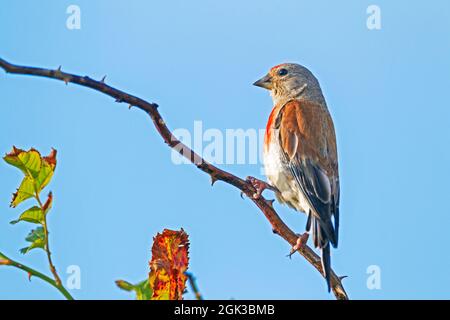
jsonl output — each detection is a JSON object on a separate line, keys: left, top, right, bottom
{"left": 1, "top": 0, "right": 450, "bottom": 299}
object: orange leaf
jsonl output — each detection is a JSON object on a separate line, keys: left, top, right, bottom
{"left": 42, "top": 192, "right": 53, "bottom": 213}
{"left": 43, "top": 148, "right": 57, "bottom": 167}
{"left": 149, "top": 229, "right": 189, "bottom": 300}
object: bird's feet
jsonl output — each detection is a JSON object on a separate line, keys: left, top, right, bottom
{"left": 246, "top": 176, "right": 278, "bottom": 199}
{"left": 287, "top": 233, "right": 309, "bottom": 259}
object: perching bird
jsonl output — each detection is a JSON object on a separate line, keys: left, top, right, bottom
{"left": 251, "top": 63, "right": 340, "bottom": 291}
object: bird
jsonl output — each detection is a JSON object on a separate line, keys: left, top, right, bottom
{"left": 250, "top": 63, "right": 340, "bottom": 291}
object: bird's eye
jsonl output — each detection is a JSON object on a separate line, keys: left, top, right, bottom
{"left": 277, "top": 68, "right": 288, "bottom": 76}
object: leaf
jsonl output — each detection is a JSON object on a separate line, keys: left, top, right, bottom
{"left": 34, "top": 149, "right": 57, "bottom": 193}
{"left": 149, "top": 229, "right": 189, "bottom": 300}
{"left": 10, "top": 176, "right": 35, "bottom": 208}
{"left": 3, "top": 147, "right": 42, "bottom": 178}
{"left": 115, "top": 279, "right": 152, "bottom": 300}
{"left": 135, "top": 280, "right": 152, "bottom": 300}
{"left": 0, "top": 252, "right": 9, "bottom": 265}
{"left": 0, "top": 252, "right": 10, "bottom": 265}
{"left": 20, "top": 227, "right": 45, "bottom": 254}
{"left": 115, "top": 280, "right": 134, "bottom": 291}
{"left": 43, "top": 149, "right": 57, "bottom": 168}
{"left": 3, "top": 147, "right": 57, "bottom": 207}
{"left": 41, "top": 192, "right": 53, "bottom": 214}
{"left": 10, "top": 206, "right": 44, "bottom": 225}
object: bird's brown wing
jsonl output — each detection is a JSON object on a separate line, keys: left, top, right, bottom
{"left": 277, "top": 99, "right": 340, "bottom": 291}
{"left": 277, "top": 99, "right": 340, "bottom": 247}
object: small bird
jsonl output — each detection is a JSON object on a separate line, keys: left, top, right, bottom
{"left": 251, "top": 63, "right": 340, "bottom": 291}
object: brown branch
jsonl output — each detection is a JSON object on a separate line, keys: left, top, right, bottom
{"left": 0, "top": 58, "right": 349, "bottom": 300}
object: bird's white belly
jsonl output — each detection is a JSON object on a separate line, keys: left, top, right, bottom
{"left": 263, "top": 140, "right": 311, "bottom": 214}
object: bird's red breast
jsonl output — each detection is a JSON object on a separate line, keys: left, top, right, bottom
{"left": 264, "top": 105, "right": 279, "bottom": 152}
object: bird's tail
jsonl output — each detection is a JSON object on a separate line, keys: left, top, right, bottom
{"left": 308, "top": 213, "right": 333, "bottom": 292}
{"left": 321, "top": 243, "right": 331, "bottom": 292}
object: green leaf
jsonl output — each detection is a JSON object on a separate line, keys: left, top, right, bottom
{"left": 10, "top": 176, "right": 35, "bottom": 208}
{"left": 115, "top": 280, "right": 134, "bottom": 291}
{"left": 3, "top": 147, "right": 42, "bottom": 178}
{"left": 20, "top": 227, "right": 45, "bottom": 254}
{"left": 4, "top": 147, "right": 57, "bottom": 207}
{"left": 10, "top": 206, "right": 44, "bottom": 225}
{"left": 35, "top": 161, "right": 54, "bottom": 192}
{"left": 115, "top": 279, "right": 152, "bottom": 300}
{"left": 135, "top": 280, "right": 152, "bottom": 300}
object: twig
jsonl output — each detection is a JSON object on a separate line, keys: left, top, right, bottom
{"left": 0, "top": 58, "right": 348, "bottom": 300}
{"left": 35, "top": 192, "right": 62, "bottom": 286}
{"left": 0, "top": 251, "right": 73, "bottom": 300}
{"left": 185, "top": 272, "right": 203, "bottom": 300}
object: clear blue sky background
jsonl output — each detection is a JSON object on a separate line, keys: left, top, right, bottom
{"left": 1, "top": 1, "right": 450, "bottom": 300}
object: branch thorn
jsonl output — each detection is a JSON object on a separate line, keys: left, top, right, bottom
{"left": 265, "top": 199, "right": 275, "bottom": 208}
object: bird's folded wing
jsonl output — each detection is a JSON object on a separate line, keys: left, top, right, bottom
{"left": 277, "top": 99, "right": 340, "bottom": 247}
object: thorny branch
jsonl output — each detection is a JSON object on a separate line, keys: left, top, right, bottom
{"left": 35, "top": 192, "right": 62, "bottom": 286}
{"left": 0, "top": 251, "right": 73, "bottom": 300}
{"left": 0, "top": 58, "right": 348, "bottom": 300}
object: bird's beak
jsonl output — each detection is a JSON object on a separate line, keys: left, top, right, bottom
{"left": 253, "top": 73, "right": 273, "bottom": 90}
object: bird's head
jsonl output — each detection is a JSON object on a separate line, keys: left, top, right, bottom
{"left": 253, "top": 63, "right": 326, "bottom": 106}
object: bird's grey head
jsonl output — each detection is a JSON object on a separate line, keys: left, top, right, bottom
{"left": 253, "top": 63, "right": 326, "bottom": 106}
